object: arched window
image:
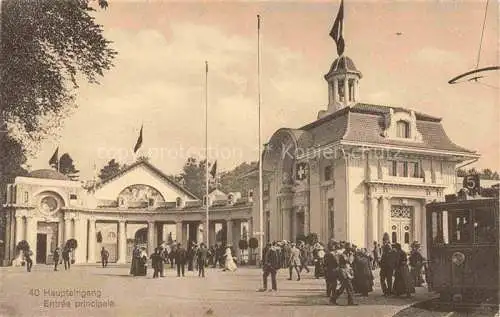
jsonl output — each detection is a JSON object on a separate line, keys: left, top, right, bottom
{"left": 176, "top": 197, "right": 182, "bottom": 208}
{"left": 396, "top": 120, "right": 410, "bottom": 138}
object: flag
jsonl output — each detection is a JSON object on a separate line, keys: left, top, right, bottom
{"left": 49, "top": 147, "right": 59, "bottom": 167}
{"left": 210, "top": 160, "right": 217, "bottom": 178}
{"left": 329, "top": 0, "right": 345, "bottom": 56}
{"left": 134, "top": 125, "right": 143, "bottom": 153}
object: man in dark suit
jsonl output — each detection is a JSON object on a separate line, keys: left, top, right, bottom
{"left": 175, "top": 243, "right": 187, "bottom": 277}
{"left": 325, "top": 240, "right": 340, "bottom": 302}
{"left": 196, "top": 243, "right": 208, "bottom": 277}
{"left": 258, "top": 242, "right": 281, "bottom": 292}
{"left": 380, "top": 242, "right": 396, "bottom": 296}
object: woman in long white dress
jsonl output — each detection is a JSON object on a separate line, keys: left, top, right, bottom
{"left": 223, "top": 247, "right": 237, "bottom": 272}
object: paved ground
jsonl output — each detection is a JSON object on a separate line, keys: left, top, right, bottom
{"left": 1, "top": 264, "right": 438, "bottom": 317}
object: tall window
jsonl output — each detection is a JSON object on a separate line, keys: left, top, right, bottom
{"left": 396, "top": 120, "right": 410, "bottom": 138}
{"left": 24, "top": 191, "right": 29, "bottom": 204}
{"left": 176, "top": 197, "right": 182, "bottom": 208}
{"left": 324, "top": 165, "right": 332, "bottom": 181}
{"left": 328, "top": 198, "right": 335, "bottom": 239}
{"left": 389, "top": 161, "right": 421, "bottom": 178}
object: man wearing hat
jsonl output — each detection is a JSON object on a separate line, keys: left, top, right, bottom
{"left": 325, "top": 240, "right": 340, "bottom": 301}
{"left": 409, "top": 241, "right": 425, "bottom": 287}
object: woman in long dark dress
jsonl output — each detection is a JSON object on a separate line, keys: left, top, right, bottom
{"left": 353, "top": 249, "right": 374, "bottom": 296}
{"left": 393, "top": 243, "right": 415, "bottom": 297}
{"left": 130, "top": 246, "right": 140, "bottom": 276}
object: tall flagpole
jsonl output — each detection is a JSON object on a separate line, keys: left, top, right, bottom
{"left": 257, "top": 14, "right": 264, "bottom": 263}
{"left": 205, "top": 61, "right": 210, "bottom": 247}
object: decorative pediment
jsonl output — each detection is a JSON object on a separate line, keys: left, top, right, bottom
{"left": 94, "top": 161, "right": 199, "bottom": 205}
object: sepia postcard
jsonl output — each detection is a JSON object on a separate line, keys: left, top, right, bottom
{"left": 0, "top": 0, "right": 498, "bottom": 316}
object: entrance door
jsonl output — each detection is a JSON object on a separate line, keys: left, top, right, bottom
{"left": 36, "top": 234, "right": 47, "bottom": 264}
{"left": 390, "top": 205, "right": 413, "bottom": 251}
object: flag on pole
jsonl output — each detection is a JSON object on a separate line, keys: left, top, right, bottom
{"left": 49, "top": 147, "right": 59, "bottom": 168}
{"left": 134, "top": 125, "right": 143, "bottom": 153}
{"left": 210, "top": 160, "right": 217, "bottom": 178}
{"left": 329, "top": 0, "right": 345, "bottom": 56}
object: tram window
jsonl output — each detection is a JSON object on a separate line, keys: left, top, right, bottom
{"left": 431, "top": 210, "right": 449, "bottom": 244}
{"left": 473, "top": 209, "right": 496, "bottom": 243}
{"left": 450, "top": 210, "right": 471, "bottom": 243}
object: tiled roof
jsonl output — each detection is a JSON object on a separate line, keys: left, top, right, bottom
{"left": 29, "top": 169, "right": 70, "bottom": 181}
{"left": 325, "top": 56, "right": 362, "bottom": 78}
{"left": 293, "top": 103, "right": 475, "bottom": 154}
{"left": 343, "top": 111, "right": 474, "bottom": 153}
{"left": 98, "top": 160, "right": 200, "bottom": 200}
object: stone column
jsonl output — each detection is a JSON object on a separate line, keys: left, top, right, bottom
{"left": 282, "top": 208, "right": 291, "bottom": 241}
{"left": 88, "top": 219, "right": 96, "bottom": 263}
{"left": 147, "top": 221, "right": 155, "bottom": 255}
{"left": 209, "top": 221, "right": 216, "bottom": 246}
{"left": 117, "top": 221, "right": 127, "bottom": 264}
{"left": 290, "top": 209, "right": 296, "bottom": 242}
{"left": 226, "top": 219, "right": 233, "bottom": 246}
{"left": 64, "top": 217, "right": 72, "bottom": 243}
{"left": 15, "top": 215, "right": 24, "bottom": 245}
{"left": 380, "top": 196, "right": 391, "bottom": 238}
{"left": 369, "top": 197, "right": 379, "bottom": 244}
{"left": 344, "top": 77, "right": 349, "bottom": 103}
{"left": 26, "top": 216, "right": 37, "bottom": 264}
{"left": 176, "top": 221, "right": 183, "bottom": 245}
{"left": 247, "top": 218, "right": 253, "bottom": 239}
{"left": 421, "top": 200, "right": 429, "bottom": 257}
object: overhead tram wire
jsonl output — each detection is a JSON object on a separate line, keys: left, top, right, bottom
{"left": 475, "top": 0, "right": 489, "bottom": 69}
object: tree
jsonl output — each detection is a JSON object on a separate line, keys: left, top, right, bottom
{"left": 99, "top": 159, "right": 122, "bottom": 181}
{"left": 180, "top": 157, "right": 210, "bottom": 199}
{"left": 58, "top": 153, "right": 79, "bottom": 180}
{"left": 1, "top": 0, "right": 116, "bottom": 197}
{"left": 219, "top": 162, "right": 258, "bottom": 196}
{"left": 457, "top": 168, "right": 500, "bottom": 180}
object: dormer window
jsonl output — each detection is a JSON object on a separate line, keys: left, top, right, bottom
{"left": 396, "top": 120, "right": 410, "bottom": 138}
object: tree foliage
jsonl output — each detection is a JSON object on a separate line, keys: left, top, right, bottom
{"left": 0, "top": 0, "right": 116, "bottom": 194}
{"left": 98, "top": 159, "right": 122, "bottom": 181}
{"left": 180, "top": 157, "right": 210, "bottom": 199}
{"left": 57, "top": 153, "right": 79, "bottom": 180}
{"left": 457, "top": 168, "right": 499, "bottom": 180}
{"left": 219, "top": 162, "right": 258, "bottom": 196}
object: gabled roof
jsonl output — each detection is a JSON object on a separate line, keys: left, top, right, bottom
{"left": 29, "top": 169, "right": 70, "bottom": 181}
{"left": 98, "top": 160, "right": 199, "bottom": 200}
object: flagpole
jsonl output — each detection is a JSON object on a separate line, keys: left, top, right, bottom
{"left": 205, "top": 61, "right": 210, "bottom": 248}
{"left": 257, "top": 14, "right": 265, "bottom": 264}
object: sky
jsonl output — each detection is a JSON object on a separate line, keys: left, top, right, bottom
{"left": 27, "top": 0, "right": 499, "bottom": 180}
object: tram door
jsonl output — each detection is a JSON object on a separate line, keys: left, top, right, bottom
{"left": 390, "top": 205, "right": 413, "bottom": 251}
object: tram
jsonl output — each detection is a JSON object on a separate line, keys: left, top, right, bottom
{"left": 425, "top": 179, "right": 499, "bottom": 304}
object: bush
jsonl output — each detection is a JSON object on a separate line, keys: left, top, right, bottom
{"left": 306, "top": 233, "right": 319, "bottom": 245}
{"left": 65, "top": 239, "right": 78, "bottom": 249}
{"left": 238, "top": 239, "right": 248, "bottom": 250}
{"left": 249, "top": 237, "right": 258, "bottom": 249}
{"left": 16, "top": 240, "right": 30, "bottom": 253}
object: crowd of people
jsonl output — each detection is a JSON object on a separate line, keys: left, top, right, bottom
{"left": 258, "top": 234, "right": 427, "bottom": 306}
{"left": 18, "top": 233, "right": 427, "bottom": 307}
{"left": 128, "top": 241, "right": 238, "bottom": 278}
